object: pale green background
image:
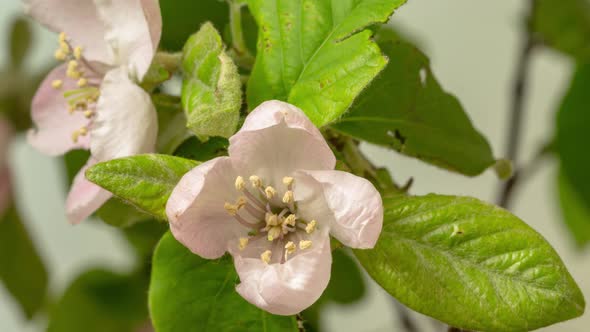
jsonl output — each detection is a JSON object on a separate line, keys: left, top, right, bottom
{"left": 0, "top": 1, "right": 588, "bottom": 331}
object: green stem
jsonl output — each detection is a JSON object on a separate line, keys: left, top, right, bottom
{"left": 228, "top": 1, "right": 255, "bottom": 69}
{"left": 153, "top": 51, "right": 182, "bottom": 73}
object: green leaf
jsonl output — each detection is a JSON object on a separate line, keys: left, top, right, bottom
{"left": 182, "top": 22, "right": 242, "bottom": 138}
{"left": 149, "top": 232, "right": 298, "bottom": 331}
{"left": 96, "top": 198, "right": 151, "bottom": 228}
{"left": 63, "top": 149, "right": 91, "bottom": 186}
{"left": 174, "top": 136, "right": 229, "bottom": 161}
{"left": 123, "top": 220, "right": 169, "bottom": 260}
{"left": 531, "top": 0, "right": 590, "bottom": 61}
{"left": 557, "top": 63, "right": 590, "bottom": 215}
{"left": 246, "top": 0, "right": 407, "bottom": 127}
{"left": 86, "top": 154, "right": 199, "bottom": 221}
{"left": 160, "top": 0, "right": 229, "bottom": 51}
{"left": 153, "top": 95, "right": 192, "bottom": 154}
{"left": 0, "top": 206, "right": 48, "bottom": 319}
{"left": 9, "top": 16, "right": 32, "bottom": 68}
{"left": 558, "top": 168, "right": 590, "bottom": 247}
{"left": 47, "top": 269, "right": 148, "bottom": 332}
{"left": 332, "top": 41, "right": 495, "bottom": 176}
{"left": 323, "top": 249, "right": 365, "bottom": 304}
{"left": 355, "top": 195, "right": 585, "bottom": 331}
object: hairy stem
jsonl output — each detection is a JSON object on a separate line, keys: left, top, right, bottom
{"left": 497, "top": 1, "right": 536, "bottom": 208}
{"left": 228, "top": 0, "right": 255, "bottom": 69}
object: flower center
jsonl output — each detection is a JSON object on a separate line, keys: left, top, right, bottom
{"left": 50, "top": 32, "right": 101, "bottom": 143}
{"left": 224, "top": 175, "right": 318, "bottom": 265}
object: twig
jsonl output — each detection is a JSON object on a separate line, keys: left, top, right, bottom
{"left": 296, "top": 313, "right": 305, "bottom": 332}
{"left": 497, "top": 0, "right": 536, "bottom": 208}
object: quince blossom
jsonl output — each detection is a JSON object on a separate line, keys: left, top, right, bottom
{"left": 0, "top": 117, "right": 14, "bottom": 216}
{"left": 24, "top": 0, "right": 161, "bottom": 224}
{"left": 166, "top": 101, "right": 383, "bottom": 315}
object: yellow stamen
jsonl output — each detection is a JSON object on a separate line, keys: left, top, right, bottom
{"left": 68, "top": 60, "right": 78, "bottom": 70}
{"left": 78, "top": 127, "right": 88, "bottom": 136}
{"left": 264, "top": 186, "right": 276, "bottom": 199}
{"left": 54, "top": 49, "right": 67, "bottom": 61}
{"left": 282, "top": 190, "right": 294, "bottom": 204}
{"left": 261, "top": 250, "right": 272, "bottom": 264}
{"left": 71, "top": 130, "right": 80, "bottom": 143}
{"left": 283, "top": 176, "right": 294, "bottom": 186}
{"left": 235, "top": 176, "right": 245, "bottom": 191}
{"left": 58, "top": 32, "right": 67, "bottom": 43}
{"left": 51, "top": 80, "right": 63, "bottom": 89}
{"left": 284, "top": 241, "right": 296, "bottom": 259}
{"left": 305, "top": 220, "right": 317, "bottom": 234}
{"left": 284, "top": 214, "right": 296, "bottom": 227}
{"left": 239, "top": 237, "right": 249, "bottom": 250}
{"left": 265, "top": 213, "right": 279, "bottom": 226}
{"left": 67, "top": 68, "right": 81, "bottom": 79}
{"left": 83, "top": 110, "right": 94, "bottom": 118}
{"left": 299, "top": 240, "right": 313, "bottom": 250}
{"left": 60, "top": 41, "right": 70, "bottom": 54}
{"left": 236, "top": 197, "right": 247, "bottom": 209}
{"left": 249, "top": 175, "right": 262, "bottom": 188}
{"left": 224, "top": 202, "right": 239, "bottom": 216}
{"left": 77, "top": 78, "right": 88, "bottom": 87}
{"left": 73, "top": 46, "right": 83, "bottom": 60}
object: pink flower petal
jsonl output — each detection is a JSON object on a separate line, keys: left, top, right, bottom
{"left": 95, "top": 0, "right": 162, "bottom": 80}
{"left": 232, "top": 229, "right": 332, "bottom": 315}
{"left": 0, "top": 167, "right": 12, "bottom": 217}
{"left": 90, "top": 67, "right": 157, "bottom": 161}
{"left": 23, "top": 0, "right": 111, "bottom": 64}
{"left": 66, "top": 158, "right": 112, "bottom": 224}
{"left": 27, "top": 64, "right": 92, "bottom": 156}
{"left": 294, "top": 170, "right": 383, "bottom": 249}
{"left": 167, "top": 157, "right": 249, "bottom": 259}
{"left": 229, "top": 100, "right": 335, "bottom": 187}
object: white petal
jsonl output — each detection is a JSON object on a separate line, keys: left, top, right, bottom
{"left": 90, "top": 67, "right": 157, "bottom": 161}
{"left": 94, "top": 0, "right": 162, "bottom": 80}
{"left": 232, "top": 229, "right": 332, "bottom": 315}
{"left": 229, "top": 100, "right": 335, "bottom": 187}
{"left": 66, "top": 158, "right": 112, "bottom": 224}
{"left": 24, "top": 0, "right": 111, "bottom": 64}
{"left": 294, "top": 170, "right": 383, "bottom": 249}
{"left": 167, "top": 157, "right": 249, "bottom": 259}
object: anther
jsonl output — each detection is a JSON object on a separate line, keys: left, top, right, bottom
{"left": 59, "top": 41, "right": 70, "bottom": 54}
{"left": 235, "top": 176, "right": 245, "bottom": 191}
{"left": 78, "top": 127, "right": 88, "bottom": 136}
{"left": 54, "top": 49, "right": 67, "bottom": 61}
{"left": 236, "top": 197, "right": 247, "bottom": 209}
{"left": 265, "top": 213, "right": 279, "bottom": 226}
{"left": 249, "top": 175, "right": 262, "bottom": 188}
{"left": 284, "top": 241, "right": 296, "bottom": 259}
{"left": 264, "top": 186, "right": 276, "bottom": 199}
{"left": 239, "top": 237, "right": 249, "bottom": 250}
{"left": 283, "top": 176, "right": 294, "bottom": 187}
{"left": 83, "top": 110, "right": 94, "bottom": 118}
{"left": 77, "top": 78, "right": 88, "bottom": 87}
{"left": 299, "top": 240, "right": 313, "bottom": 250}
{"left": 73, "top": 46, "right": 83, "bottom": 60}
{"left": 51, "top": 80, "right": 63, "bottom": 89}
{"left": 224, "top": 202, "right": 239, "bottom": 216}
{"left": 305, "top": 220, "right": 317, "bottom": 234}
{"left": 267, "top": 227, "right": 281, "bottom": 241}
{"left": 282, "top": 190, "right": 294, "bottom": 204}
{"left": 261, "top": 250, "right": 272, "bottom": 264}
{"left": 284, "top": 214, "right": 296, "bottom": 227}
{"left": 59, "top": 32, "right": 67, "bottom": 43}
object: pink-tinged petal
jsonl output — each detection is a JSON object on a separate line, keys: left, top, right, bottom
{"left": 0, "top": 167, "right": 12, "bottom": 217}
{"left": 232, "top": 229, "right": 332, "bottom": 315}
{"left": 23, "top": 0, "right": 111, "bottom": 64}
{"left": 95, "top": 0, "right": 162, "bottom": 80}
{"left": 167, "top": 157, "right": 248, "bottom": 259}
{"left": 66, "top": 158, "right": 112, "bottom": 224}
{"left": 0, "top": 117, "right": 14, "bottom": 167}
{"left": 90, "top": 67, "right": 157, "bottom": 161}
{"left": 27, "top": 64, "right": 92, "bottom": 156}
{"left": 294, "top": 170, "right": 383, "bottom": 249}
{"left": 229, "top": 100, "right": 335, "bottom": 187}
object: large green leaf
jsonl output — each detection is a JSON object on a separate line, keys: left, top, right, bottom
{"left": 86, "top": 154, "right": 199, "bottom": 221}
{"left": 47, "top": 269, "right": 148, "bottom": 332}
{"left": 531, "top": 0, "right": 590, "bottom": 61}
{"left": 149, "top": 232, "right": 298, "bottom": 331}
{"left": 0, "top": 206, "right": 48, "bottom": 319}
{"left": 558, "top": 168, "right": 590, "bottom": 247}
{"left": 355, "top": 195, "right": 585, "bottom": 332}
{"left": 556, "top": 64, "right": 590, "bottom": 213}
{"left": 160, "top": 0, "right": 229, "bottom": 51}
{"left": 246, "top": 0, "right": 407, "bottom": 126}
{"left": 332, "top": 41, "right": 495, "bottom": 176}
{"left": 182, "top": 22, "right": 242, "bottom": 138}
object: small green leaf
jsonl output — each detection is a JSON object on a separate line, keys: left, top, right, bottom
{"left": 531, "top": 0, "right": 590, "bottom": 61}
{"left": 149, "top": 232, "right": 298, "bottom": 331}
{"left": 182, "top": 22, "right": 242, "bottom": 138}
{"left": 96, "top": 198, "right": 151, "bottom": 228}
{"left": 86, "top": 154, "right": 199, "bottom": 221}
{"left": 246, "top": 0, "right": 407, "bottom": 127}
{"left": 9, "top": 17, "right": 32, "bottom": 68}
{"left": 0, "top": 206, "right": 48, "bottom": 319}
{"left": 558, "top": 168, "right": 590, "bottom": 247}
{"left": 356, "top": 195, "right": 585, "bottom": 331}
{"left": 47, "top": 269, "right": 148, "bottom": 332}
{"left": 556, "top": 64, "right": 590, "bottom": 214}
{"left": 153, "top": 95, "right": 192, "bottom": 154}
{"left": 160, "top": 0, "right": 229, "bottom": 51}
{"left": 332, "top": 41, "right": 495, "bottom": 176}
